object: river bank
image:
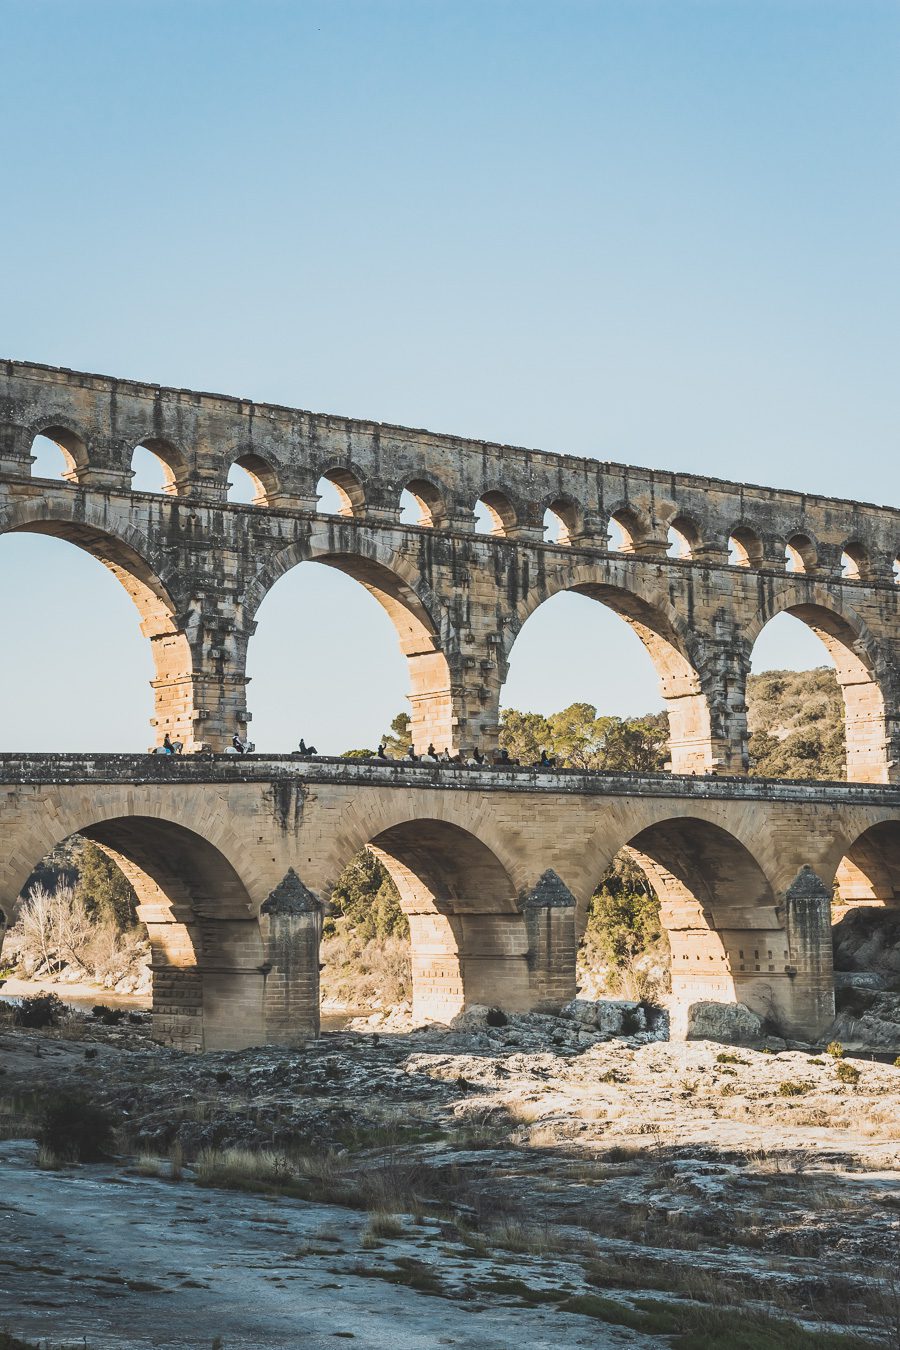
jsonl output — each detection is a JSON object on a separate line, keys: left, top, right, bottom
{"left": 1, "top": 1002, "right": 898, "bottom": 1347}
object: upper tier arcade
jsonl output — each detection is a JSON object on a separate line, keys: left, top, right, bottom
{"left": 1, "top": 359, "right": 898, "bottom": 779}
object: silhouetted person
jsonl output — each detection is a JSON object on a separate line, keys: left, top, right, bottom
{"left": 441, "top": 747, "right": 452, "bottom": 762}
{"left": 405, "top": 745, "right": 419, "bottom": 762}
{"left": 377, "top": 743, "right": 389, "bottom": 760}
{"left": 539, "top": 749, "right": 551, "bottom": 767}
{"left": 298, "top": 738, "right": 317, "bottom": 755}
{"left": 472, "top": 747, "right": 484, "bottom": 764}
{"left": 162, "top": 734, "right": 175, "bottom": 755}
{"left": 426, "top": 743, "right": 439, "bottom": 761}
{"left": 232, "top": 734, "right": 246, "bottom": 755}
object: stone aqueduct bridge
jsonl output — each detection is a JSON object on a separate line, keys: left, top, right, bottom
{"left": 0, "top": 359, "right": 898, "bottom": 779}
{"left": 1, "top": 755, "right": 898, "bottom": 1049}
{"left": 0, "top": 361, "right": 898, "bottom": 1050}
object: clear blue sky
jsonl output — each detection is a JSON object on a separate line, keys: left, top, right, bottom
{"left": 1, "top": 0, "right": 897, "bottom": 751}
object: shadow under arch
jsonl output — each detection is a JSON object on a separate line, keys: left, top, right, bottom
{"left": 244, "top": 532, "right": 456, "bottom": 753}
{"left": 506, "top": 568, "right": 717, "bottom": 774}
{"left": 833, "top": 819, "right": 900, "bottom": 911}
{"left": 586, "top": 815, "right": 795, "bottom": 1032}
{"left": 367, "top": 818, "right": 528, "bottom": 1023}
{"left": 748, "top": 586, "right": 893, "bottom": 784}
{"left": 0, "top": 499, "right": 195, "bottom": 750}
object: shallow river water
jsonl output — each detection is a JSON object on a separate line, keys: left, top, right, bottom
{"left": 0, "top": 1141, "right": 644, "bottom": 1350}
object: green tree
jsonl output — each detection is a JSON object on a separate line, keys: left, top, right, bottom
{"left": 499, "top": 703, "right": 669, "bottom": 772}
{"left": 596, "top": 713, "right": 668, "bottom": 772}
{"left": 74, "top": 841, "right": 138, "bottom": 931}
{"left": 328, "top": 848, "right": 407, "bottom": 941}
{"left": 497, "top": 709, "right": 553, "bottom": 764}
{"left": 585, "top": 853, "right": 663, "bottom": 968}
{"left": 381, "top": 712, "right": 412, "bottom": 757}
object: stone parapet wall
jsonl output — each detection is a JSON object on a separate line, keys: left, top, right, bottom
{"left": 0, "top": 752, "right": 898, "bottom": 806}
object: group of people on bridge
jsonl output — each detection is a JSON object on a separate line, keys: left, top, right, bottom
{"left": 153, "top": 734, "right": 556, "bottom": 768}
{"left": 372, "top": 743, "right": 558, "bottom": 770}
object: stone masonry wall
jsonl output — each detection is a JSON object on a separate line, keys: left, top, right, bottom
{"left": 0, "top": 360, "right": 897, "bottom": 779}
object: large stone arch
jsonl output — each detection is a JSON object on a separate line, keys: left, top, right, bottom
{"left": 336, "top": 814, "right": 527, "bottom": 1023}
{"left": 505, "top": 560, "right": 719, "bottom": 774}
{"left": 0, "top": 496, "right": 196, "bottom": 749}
{"left": 243, "top": 527, "right": 458, "bottom": 753}
{"left": 0, "top": 804, "right": 264, "bottom": 1051}
{"left": 575, "top": 804, "right": 833, "bottom": 1037}
{"left": 746, "top": 582, "right": 896, "bottom": 783}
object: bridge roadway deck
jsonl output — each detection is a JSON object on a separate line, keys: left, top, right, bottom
{"left": 2, "top": 752, "right": 900, "bottom": 806}
{"left": 2, "top": 753, "right": 899, "bottom": 1048}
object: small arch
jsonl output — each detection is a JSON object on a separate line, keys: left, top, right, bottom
{"left": 840, "top": 541, "right": 869, "bottom": 581}
{"left": 130, "top": 438, "right": 188, "bottom": 495}
{"left": 317, "top": 467, "right": 366, "bottom": 517}
{"left": 228, "top": 452, "right": 279, "bottom": 506}
{"left": 30, "top": 425, "right": 88, "bottom": 479}
{"left": 475, "top": 490, "right": 517, "bottom": 537}
{"left": 666, "top": 515, "right": 700, "bottom": 560}
{"left": 785, "top": 533, "right": 817, "bottom": 574}
{"left": 367, "top": 818, "right": 527, "bottom": 1021}
{"left": 607, "top": 506, "right": 647, "bottom": 554}
{"left": 728, "top": 525, "right": 763, "bottom": 568}
{"left": 543, "top": 498, "right": 580, "bottom": 545}
{"left": 894, "top": 555, "right": 900, "bottom": 585}
{"left": 401, "top": 477, "right": 447, "bottom": 529}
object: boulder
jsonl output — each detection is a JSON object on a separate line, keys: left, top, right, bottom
{"left": 683, "top": 1001, "right": 765, "bottom": 1046}
{"left": 826, "top": 991, "right": 900, "bottom": 1054}
{"left": 833, "top": 971, "right": 887, "bottom": 990}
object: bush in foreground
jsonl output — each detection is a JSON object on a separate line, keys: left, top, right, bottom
{"left": 13, "top": 992, "right": 65, "bottom": 1028}
{"left": 38, "top": 1091, "right": 117, "bottom": 1162}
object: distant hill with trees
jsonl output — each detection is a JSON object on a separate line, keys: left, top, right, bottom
{"left": 747, "top": 667, "right": 844, "bottom": 780}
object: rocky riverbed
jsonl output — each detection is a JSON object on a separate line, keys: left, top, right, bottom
{"left": 1, "top": 1001, "right": 899, "bottom": 1348}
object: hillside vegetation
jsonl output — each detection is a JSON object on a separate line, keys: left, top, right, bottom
{"left": 747, "top": 667, "right": 844, "bottom": 780}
